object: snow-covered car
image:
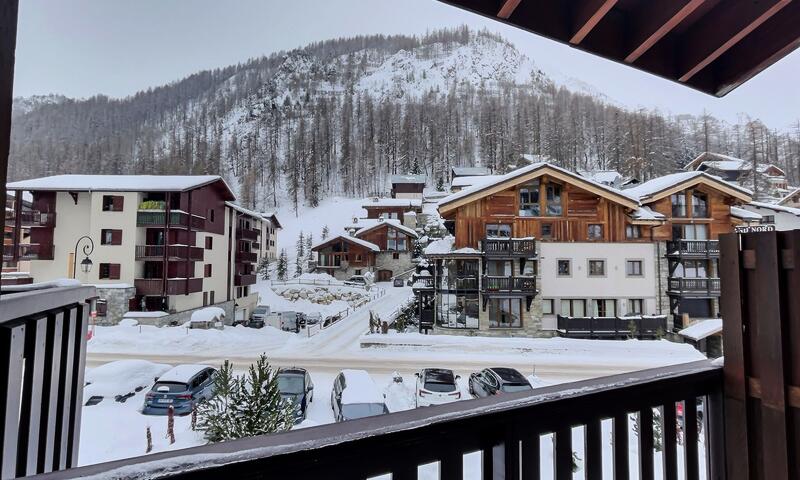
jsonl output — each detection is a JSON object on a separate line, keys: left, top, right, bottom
{"left": 331, "top": 369, "right": 388, "bottom": 422}
{"left": 277, "top": 367, "right": 314, "bottom": 424}
{"left": 249, "top": 305, "right": 269, "bottom": 328}
{"left": 143, "top": 365, "right": 216, "bottom": 415}
{"left": 414, "top": 368, "right": 461, "bottom": 407}
{"left": 84, "top": 360, "right": 171, "bottom": 406}
{"left": 344, "top": 275, "right": 371, "bottom": 289}
{"left": 468, "top": 368, "right": 532, "bottom": 398}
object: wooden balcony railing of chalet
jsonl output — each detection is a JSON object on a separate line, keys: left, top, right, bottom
{"left": 34, "top": 360, "right": 722, "bottom": 479}
{"left": 134, "top": 245, "right": 204, "bottom": 261}
{"left": 482, "top": 275, "right": 537, "bottom": 293}
{"left": 235, "top": 250, "right": 258, "bottom": 264}
{"left": 665, "top": 239, "right": 720, "bottom": 258}
{"left": 667, "top": 277, "right": 722, "bottom": 297}
{"left": 134, "top": 278, "right": 203, "bottom": 296}
{"left": 411, "top": 276, "right": 434, "bottom": 289}
{"left": 234, "top": 273, "right": 257, "bottom": 286}
{"left": 4, "top": 209, "right": 56, "bottom": 227}
{"left": 557, "top": 315, "right": 668, "bottom": 339}
{"left": 136, "top": 210, "right": 205, "bottom": 230}
{"left": 236, "top": 226, "right": 260, "bottom": 241}
{"left": 0, "top": 284, "right": 94, "bottom": 478}
{"left": 442, "top": 275, "right": 478, "bottom": 290}
{"left": 481, "top": 237, "right": 536, "bottom": 257}
{"left": 2, "top": 243, "right": 54, "bottom": 261}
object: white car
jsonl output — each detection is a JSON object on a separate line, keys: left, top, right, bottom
{"left": 331, "top": 369, "right": 388, "bottom": 422}
{"left": 415, "top": 368, "right": 461, "bottom": 407}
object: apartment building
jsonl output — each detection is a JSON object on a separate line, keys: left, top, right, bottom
{"left": 414, "top": 163, "right": 751, "bottom": 337}
{"left": 5, "top": 175, "right": 279, "bottom": 324}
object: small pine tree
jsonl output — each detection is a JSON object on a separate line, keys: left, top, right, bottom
{"left": 436, "top": 176, "right": 445, "bottom": 191}
{"left": 196, "top": 360, "right": 238, "bottom": 443}
{"left": 276, "top": 250, "right": 288, "bottom": 281}
{"left": 257, "top": 255, "right": 271, "bottom": 281}
{"left": 295, "top": 232, "right": 305, "bottom": 277}
{"left": 305, "top": 233, "right": 314, "bottom": 267}
{"left": 410, "top": 157, "right": 422, "bottom": 175}
{"left": 321, "top": 225, "right": 329, "bottom": 240}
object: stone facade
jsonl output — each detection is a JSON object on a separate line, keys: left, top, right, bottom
{"left": 655, "top": 241, "right": 672, "bottom": 328}
{"left": 94, "top": 285, "right": 136, "bottom": 326}
{"left": 127, "top": 299, "right": 235, "bottom": 327}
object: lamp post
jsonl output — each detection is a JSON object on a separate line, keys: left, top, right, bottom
{"left": 72, "top": 235, "right": 94, "bottom": 279}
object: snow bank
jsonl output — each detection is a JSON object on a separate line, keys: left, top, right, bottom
{"left": 190, "top": 306, "right": 226, "bottom": 323}
{"left": 84, "top": 360, "right": 171, "bottom": 399}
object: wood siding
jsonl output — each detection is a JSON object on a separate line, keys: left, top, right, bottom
{"left": 357, "top": 223, "right": 413, "bottom": 251}
{"left": 647, "top": 186, "right": 736, "bottom": 241}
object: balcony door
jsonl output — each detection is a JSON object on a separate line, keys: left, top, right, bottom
{"left": 672, "top": 223, "right": 708, "bottom": 240}
{"left": 486, "top": 260, "right": 512, "bottom": 277}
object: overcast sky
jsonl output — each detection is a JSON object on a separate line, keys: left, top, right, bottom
{"left": 14, "top": 0, "right": 800, "bottom": 130}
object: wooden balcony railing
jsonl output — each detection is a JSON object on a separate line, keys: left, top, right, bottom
{"left": 665, "top": 239, "right": 720, "bottom": 258}
{"left": 2, "top": 243, "right": 54, "bottom": 261}
{"left": 236, "top": 226, "right": 260, "bottom": 241}
{"left": 234, "top": 274, "right": 257, "bottom": 286}
{"left": 556, "top": 314, "right": 668, "bottom": 339}
{"left": 481, "top": 237, "right": 536, "bottom": 257}
{"left": 34, "top": 360, "right": 722, "bottom": 479}
{"left": 235, "top": 250, "right": 258, "bottom": 263}
{"left": 136, "top": 210, "right": 205, "bottom": 230}
{"left": 411, "top": 276, "right": 434, "bottom": 289}
{"left": 0, "top": 284, "right": 94, "bottom": 477}
{"left": 134, "top": 245, "right": 204, "bottom": 261}
{"left": 134, "top": 278, "right": 203, "bottom": 296}
{"left": 4, "top": 210, "right": 56, "bottom": 227}
{"left": 667, "top": 277, "right": 721, "bottom": 297}
{"left": 482, "top": 275, "right": 537, "bottom": 293}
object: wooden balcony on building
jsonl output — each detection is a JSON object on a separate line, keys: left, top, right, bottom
{"left": 481, "top": 275, "right": 536, "bottom": 294}
{"left": 665, "top": 239, "right": 720, "bottom": 258}
{"left": 2, "top": 243, "right": 54, "bottom": 261}
{"left": 134, "top": 245, "right": 204, "bottom": 261}
{"left": 136, "top": 210, "right": 205, "bottom": 230}
{"left": 667, "top": 277, "right": 721, "bottom": 297}
{"left": 4, "top": 209, "right": 56, "bottom": 227}
{"left": 480, "top": 237, "right": 536, "bottom": 257}
{"left": 234, "top": 273, "right": 257, "bottom": 286}
{"left": 236, "top": 226, "right": 260, "bottom": 241}
{"left": 134, "top": 277, "right": 203, "bottom": 296}
{"left": 441, "top": 275, "right": 479, "bottom": 291}
{"left": 235, "top": 250, "right": 258, "bottom": 264}
{"left": 557, "top": 315, "right": 668, "bottom": 339}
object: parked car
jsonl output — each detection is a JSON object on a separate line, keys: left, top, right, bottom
{"left": 468, "top": 368, "right": 532, "bottom": 398}
{"left": 331, "top": 369, "right": 388, "bottom": 422}
{"left": 393, "top": 277, "right": 404, "bottom": 287}
{"left": 143, "top": 365, "right": 216, "bottom": 415}
{"left": 266, "top": 311, "right": 299, "bottom": 332}
{"left": 277, "top": 367, "right": 314, "bottom": 423}
{"left": 344, "top": 275, "right": 371, "bottom": 289}
{"left": 249, "top": 305, "right": 269, "bottom": 328}
{"left": 415, "top": 368, "right": 461, "bottom": 407}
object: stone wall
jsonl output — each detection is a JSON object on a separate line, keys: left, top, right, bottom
{"left": 654, "top": 241, "right": 672, "bottom": 329}
{"left": 128, "top": 300, "right": 235, "bottom": 327}
{"left": 374, "top": 251, "right": 415, "bottom": 278}
{"left": 94, "top": 286, "right": 136, "bottom": 326}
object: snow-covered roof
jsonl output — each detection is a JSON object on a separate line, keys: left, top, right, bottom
{"left": 730, "top": 206, "right": 762, "bottom": 221}
{"left": 361, "top": 198, "right": 422, "bottom": 208}
{"left": 352, "top": 218, "right": 419, "bottom": 239}
{"left": 123, "top": 311, "right": 168, "bottom": 318}
{"left": 89, "top": 283, "right": 134, "bottom": 290}
{"left": 340, "top": 369, "right": 384, "bottom": 404}
{"left": 157, "top": 364, "right": 211, "bottom": 383}
{"left": 578, "top": 169, "right": 623, "bottom": 185}
{"left": 390, "top": 174, "right": 427, "bottom": 185}
{"left": 685, "top": 152, "right": 786, "bottom": 176}
{"left": 748, "top": 201, "right": 800, "bottom": 218}
{"left": 226, "top": 201, "right": 266, "bottom": 220}
{"left": 7, "top": 175, "right": 234, "bottom": 198}
{"left": 190, "top": 306, "right": 226, "bottom": 323}
{"left": 624, "top": 171, "right": 752, "bottom": 202}
{"left": 261, "top": 212, "right": 282, "bottom": 229}
{"left": 439, "top": 162, "right": 640, "bottom": 210}
{"left": 311, "top": 234, "right": 380, "bottom": 252}
{"left": 452, "top": 166, "right": 491, "bottom": 177}
{"left": 678, "top": 318, "right": 723, "bottom": 341}
{"left": 423, "top": 236, "right": 481, "bottom": 256}
{"left": 629, "top": 206, "right": 666, "bottom": 222}
{"left": 450, "top": 175, "right": 502, "bottom": 188}
{"left": 778, "top": 187, "right": 800, "bottom": 206}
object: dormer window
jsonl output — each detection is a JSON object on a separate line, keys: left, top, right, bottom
{"left": 692, "top": 192, "right": 708, "bottom": 217}
{"left": 519, "top": 181, "right": 540, "bottom": 217}
{"left": 546, "top": 184, "right": 562, "bottom": 216}
{"left": 671, "top": 193, "right": 687, "bottom": 217}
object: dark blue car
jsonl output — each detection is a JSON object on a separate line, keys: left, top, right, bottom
{"left": 143, "top": 365, "right": 216, "bottom": 415}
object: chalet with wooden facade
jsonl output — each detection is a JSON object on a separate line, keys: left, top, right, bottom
{"left": 361, "top": 197, "right": 422, "bottom": 228}
{"left": 415, "top": 163, "right": 752, "bottom": 337}
{"left": 685, "top": 151, "right": 789, "bottom": 201}
{"left": 390, "top": 174, "right": 426, "bottom": 200}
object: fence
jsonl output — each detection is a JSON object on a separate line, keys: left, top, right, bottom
{"left": 556, "top": 315, "right": 667, "bottom": 339}
{"left": 301, "top": 287, "right": 386, "bottom": 338}
{"left": 271, "top": 278, "right": 373, "bottom": 291}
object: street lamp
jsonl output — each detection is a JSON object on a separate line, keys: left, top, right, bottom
{"left": 73, "top": 235, "right": 94, "bottom": 279}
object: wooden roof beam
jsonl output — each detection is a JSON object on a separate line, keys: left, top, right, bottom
{"left": 678, "top": 0, "right": 791, "bottom": 82}
{"left": 497, "top": 0, "right": 522, "bottom": 19}
{"left": 569, "top": 0, "right": 618, "bottom": 45}
{"left": 624, "top": 0, "right": 707, "bottom": 63}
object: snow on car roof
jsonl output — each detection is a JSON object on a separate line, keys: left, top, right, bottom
{"left": 7, "top": 174, "right": 233, "bottom": 195}
{"left": 423, "top": 368, "right": 455, "bottom": 383}
{"left": 341, "top": 369, "right": 384, "bottom": 404}
{"left": 491, "top": 367, "right": 528, "bottom": 383}
{"left": 157, "top": 364, "right": 211, "bottom": 383}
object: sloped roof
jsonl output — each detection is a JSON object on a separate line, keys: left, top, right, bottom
{"left": 451, "top": 166, "right": 491, "bottom": 177}
{"left": 7, "top": 175, "right": 234, "bottom": 199}
{"left": 390, "top": 174, "right": 427, "bottom": 185}
{"left": 778, "top": 187, "right": 800, "bottom": 206}
{"left": 361, "top": 198, "right": 422, "bottom": 208}
{"left": 311, "top": 234, "right": 380, "bottom": 252}
{"left": 225, "top": 201, "right": 265, "bottom": 220}
{"left": 625, "top": 171, "right": 752, "bottom": 203}
{"left": 748, "top": 201, "right": 800, "bottom": 218}
{"left": 678, "top": 319, "right": 723, "bottom": 341}
{"left": 351, "top": 218, "right": 419, "bottom": 239}
{"left": 450, "top": 175, "right": 502, "bottom": 188}
{"left": 731, "top": 206, "right": 762, "bottom": 221}
{"left": 685, "top": 152, "right": 786, "bottom": 176}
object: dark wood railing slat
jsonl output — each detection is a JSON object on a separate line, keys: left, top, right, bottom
{"left": 584, "top": 419, "right": 602, "bottom": 479}
{"left": 613, "top": 413, "right": 630, "bottom": 480}
{"left": 16, "top": 315, "right": 47, "bottom": 477}
{"left": 684, "top": 398, "right": 699, "bottom": 480}
{"left": 53, "top": 307, "right": 77, "bottom": 471}
{"left": 639, "top": 407, "right": 654, "bottom": 480}
{"left": 662, "top": 403, "right": 678, "bottom": 480}
{"left": 439, "top": 450, "right": 463, "bottom": 480}
{"left": 521, "top": 434, "right": 540, "bottom": 480}
{"left": 554, "top": 427, "right": 572, "bottom": 480}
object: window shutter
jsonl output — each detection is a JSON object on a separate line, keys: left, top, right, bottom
{"left": 112, "top": 229, "right": 122, "bottom": 245}
{"left": 112, "top": 196, "right": 124, "bottom": 211}
{"left": 109, "top": 264, "right": 121, "bottom": 280}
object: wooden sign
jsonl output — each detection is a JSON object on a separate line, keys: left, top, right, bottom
{"left": 735, "top": 224, "right": 775, "bottom": 233}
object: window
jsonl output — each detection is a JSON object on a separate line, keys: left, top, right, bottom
{"left": 387, "top": 228, "right": 407, "bottom": 251}
{"left": 356, "top": 254, "right": 362, "bottom": 262}
{"left": 437, "top": 293, "right": 480, "bottom": 329}
{"left": 102, "top": 195, "right": 123, "bottom": 212}
{"left": 393, "top": 252, "right": 400, "bottom": 259}
{"left": 560, "top": 299, "right": 586, "bottom": 317}
{"left": 588, "top": 259, "right": 606, "bottom": 276}
{"left": 485, "top": 224, "right": 511, "bottom": 238}
{"left": 557, "top": 259, "right": 571, "bottom": 276}
{"left": 95, "top": 299, "right": 108, "bottom": 317}
{"left": 541, "top": 223, "right": 553, "bottom": 238}
{"left": 692, "top": 192, "right": 708, "bottom": 217}
{"left": 626, "top": 260, "right": 643, "bottom": 276}
{"left": 546, "top": 184, "right": 562, "bottom": 216}
{"left": 626, "top": 225, "right": 641, "bottom": 239}
{"left": 673, "top": 223, "right": 708, "bottom": 240}
{"left": 354, "top": 269, "right": 362, "bottom": 276}
{"left": 205, "top": 237, "right": 213, "bottom": 249}
{"left": 674, "top": 259, "right": 708, "bottom": 278}
{"left": 628, "top": 299, "right": 644, "bottom": 315}
{"left": 587, "top": 224, "right": 603, "bottom": 240}
{"left": 209, "top": 209, "right": 215, "bottom": 223}
{"left": 203, "top": 292, "right": 208, "bottom": 306}
{"left": 98, "top": 263, "right": 120, "bottom": 280}
{"left": 592, "top": 299, "right": 617, "bottom": 317}
{"left": 542, "top": 299, "right": 554, "bottom": 315}
{"left": 519, "top": 182, "right": 540, "bottom": 216}
{"left": 209, "top": 291, "right": 215, "bottom": 304}
{"left": 487, "top": 260, "right": 512, "bottom": 276}
{"left": 204, "top": 264, "right": 212, "bottom": 277}
{"left": 671, "top": 193, "right": 687, "bottom": 217}
{"left": 488, "top": 298, "right": 523, "bottom": 328}
{"left": 760, "top": 215, "right": 775, "bottom": 224}
{"left": 100, "top": 229, "right": 121, "bottom": 245}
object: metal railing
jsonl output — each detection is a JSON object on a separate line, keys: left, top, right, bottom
{"left": 136, "top": 211, "right": 205, "bottom": 230}
{"left": 0, "top": 285, "right": 94, "bottom": 478}
{"left": 665, "top": 239, "right": 720, "bottom": 257}
{"left": 236, "top": 226, "right": 260, "bottom": 241}
{"left": 134, "top": 245, "right": 204, "bottom": 261}
{"left": 4, "top": 210, "right": 56, "bottom": 227}
{"left": 2, "top": 243, "right": 54, "bottom": 261}
{"left": 234, "top": 273, "right": 257, "bottom": 286}
{"left": 34, "top": 360, "right": 722, "bottom": 479}
{"left": 667, "top": 277, "right": 722, "bottom": 296}
{"left": 556, "top": 314, "right": 668, "bottom": 339}
{"left": 134, "top": 278, "right": 203, "bottom": 296}
{"left": 481, "top": 237, "right": 537, "bottom": 257}
{"left": 235, "top": 250, "right": 258, "bottom": 263}
{"left": 481, "top": 275, "right": 537, "bottom": 293}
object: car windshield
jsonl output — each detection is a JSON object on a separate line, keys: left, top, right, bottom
{"left": 424, "top": 381, "right": 456, "bottom": 392}
{"left": 277, "top": 375, "right": 305, "bottom": 395}
{"left": 152, "top": 382, "right": 188, "bottom": 393}
{"left": 501, "top": 383, "right": 532, "bottom": 393}
{"left": 341, "top": 403, "right": 385, "bottom": 420}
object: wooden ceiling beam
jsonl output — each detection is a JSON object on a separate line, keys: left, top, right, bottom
{"left": 569, "top": 0, "right": 618, "bottom": 45}
{"left": 624, "top": 0, "right": 707, "bottom": 63}
{"left": 497, "top": 0, "right": 522, "bottom": 19}
{"left": 678, "top": 0, "right": 791, "bottom": 82}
